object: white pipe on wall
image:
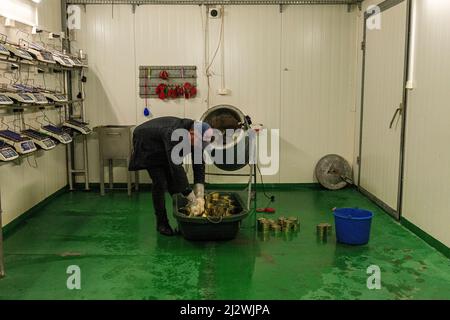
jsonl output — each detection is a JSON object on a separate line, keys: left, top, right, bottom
{"left": 406, "top": 0, "right": 417, "bottom": 90}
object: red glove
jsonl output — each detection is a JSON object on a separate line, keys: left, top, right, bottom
{"left": 189, "top": 86, "right": 197, "bottom": 98}
{"left": 183, "top": 82, "right": 195, "bottom": 99}
{"left": 168, "top": 87, "right": 178, "bottom": 99}
{"left": 156, "top": 83, "right": 167, "bottom": 100}
{"left": 159, "top": 70, "right": 169, "bottom": 80}
{"left": 176, "top": 85, "right": 184, "bottom": 97}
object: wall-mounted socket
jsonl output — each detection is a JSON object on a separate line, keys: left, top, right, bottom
{"left": 32, "top": 26, "right": 43, "bottom": 34}
{"left": 217, "top": 88, "right": 231, "bottom": 95}
{"left": 5, "top": 18, "right": 15, "bottom": 28}
{"left": 49, "top": 32, "right": 61, "bottom": 39}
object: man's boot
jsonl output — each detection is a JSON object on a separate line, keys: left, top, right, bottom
{"left": 156, "top": 214, "right": 174, "bottom": 236}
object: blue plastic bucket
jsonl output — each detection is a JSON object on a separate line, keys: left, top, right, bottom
{"left": 333, "top": 208, "right": 373, "bottom": 245}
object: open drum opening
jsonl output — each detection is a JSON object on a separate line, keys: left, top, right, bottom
{"left": 200, "top": 105, "right": 250, "bottom": 171}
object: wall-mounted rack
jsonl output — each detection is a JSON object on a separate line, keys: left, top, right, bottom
{"left": 139, "top": 65, "right": 197, "bottom": 98}
{"left": 0, "top": 100, "right": 84, "bottom": 110}
{"left": 0, "top": 56, "right": 86, "bottom": 71}
{"left": 0, "top": 26, "right": 91, "bottom": 277}
{"left": 0, "top": 187, "right": 4, "bottom": 278}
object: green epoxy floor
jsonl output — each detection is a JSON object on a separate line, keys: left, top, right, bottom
{"left": 0, "top": 186, "right": 449, "bottom": 300}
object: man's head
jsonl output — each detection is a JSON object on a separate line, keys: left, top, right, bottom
{"left": 189, "top": 121, "right": 213, "bottom": 148}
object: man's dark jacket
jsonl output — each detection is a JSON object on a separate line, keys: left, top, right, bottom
{"left": 128, "top": 117, "right": 205, "bottom": 194}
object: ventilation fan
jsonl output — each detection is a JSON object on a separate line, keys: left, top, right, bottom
{"left": 315, "top": 154, "right": 353, "bottom": 190}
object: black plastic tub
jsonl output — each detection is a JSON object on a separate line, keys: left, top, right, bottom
{"left": 173, "top": 191, "right": 248, "bottom": 241}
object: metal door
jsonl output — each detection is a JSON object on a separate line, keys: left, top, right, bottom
{"left": 358, "top": 0, "right": 410, "bottom": 219}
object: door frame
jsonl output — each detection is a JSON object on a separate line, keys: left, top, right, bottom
{"left": 357, "top": 0, "right": 412, "bottom": 220}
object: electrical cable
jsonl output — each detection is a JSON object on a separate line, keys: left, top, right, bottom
{"left": 26, "top": 154, "right": 38, "bottom": 169}
{"left": 205, "top": 9, "right": 224, "bottom": 72}
{"left": 256, "top": 164, "right": 275, "bottom": 202}
{"left": 204, "top": 5, "right": 225, "bottom": 109}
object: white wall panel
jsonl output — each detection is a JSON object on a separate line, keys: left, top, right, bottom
{"left": 402, "top": 0, "right": 450, "bottom": 247}
{"left": 77, "top": 4, "right": 357, "bottom": 184}
{"left": 36, "top": 0, "right": 62, "bottom": 31}
{"left": 202, "top": 6, "right": 282, "bottom": 183}
{"left": 280, "top": 5, "right": 357, "bottom": 182}
{"left": 83, "top": 5, "right": 137, "bottom": 126}
{"left": 134, "top": 5, "right": 204, "bottom": 122}
{"left": 0, "top": 4, "right": 67, "bottom": 227}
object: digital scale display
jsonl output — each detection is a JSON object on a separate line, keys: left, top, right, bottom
{"left": 1, "top": 148, "right": 17, "bottom": 158}
{"left": 44, "top": 140, "right": 55, "bottom": 148}
{"left": 18, "top": 93, "right": 34, "bottom": 101}
{"left": 0, "top": 139, "right": 18, "bottom": 161}
{"left": 0, "top": 43, "right": 9, "bottom": 56}
{"left": 0, "top": 141, "right": 18, "bottom": 160}
{"left": 41, "top": 51, "right": 55, "bottom": 62}
{"left": 32, "top": 93, "right": 47, "bottom": 102}
{"left": 21, "top": 141, "right": 35, "bottom": 151}
{"left": 0, "top": 94, "right": 13, "bottom": 104}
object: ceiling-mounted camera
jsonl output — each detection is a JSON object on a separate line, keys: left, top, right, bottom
{"left": 209, "top": 7, "right": 221, "bottom": 19}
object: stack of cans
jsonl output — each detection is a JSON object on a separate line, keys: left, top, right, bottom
{"left": 316, "top": 223, "right": 332, "bottom": 242}
{"left": 195, "top": 192, "right": 237, "bottom": 218}
{"left": 257, "top": 216, "right": 300, "bottom": 239}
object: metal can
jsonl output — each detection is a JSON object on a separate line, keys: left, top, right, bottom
{"left": 288, "top": 217, "right": 299, "bottom": 231}
{"left": 210, "top": 192, "right": 220, "bottom": 201}
{"left": 316, "top": 223, "right": 332, "bottom": 240}
{"left": 283, "top": 220, "right": 293, "bottom": 232}
{"left": 271, "top": 223, "right": 281, "bottom": 235}
{"left": 278, "top": 216, "right": 287, "bottom": 225}
{"left": 316, "top": 223, "right": 332, "bottom": 234}
{"left": 287, "top": 217, "right": 298, "bottom": 224}
{"left": 259, "top": 231, "right": 271, "bottom": 242}
{"left": 259, "top": 220, "right": 271, "bottom": 232}
{"left": 257, "top": 218, "right": 267, "bottom": 231}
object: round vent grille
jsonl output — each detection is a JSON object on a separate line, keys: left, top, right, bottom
{"left": 315, "top": 154, "right": 352, "bottom": 190}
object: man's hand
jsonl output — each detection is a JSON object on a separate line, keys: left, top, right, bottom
{"left": 193, "top": 184, "right": 205, "bottom": 215}
{"left": 186, "top": 191, "right": 204, "bottom": 216}
{"left": 193, "top": 184, "right": 204, "bottom": 198}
